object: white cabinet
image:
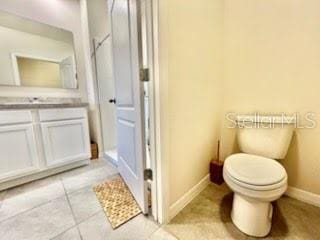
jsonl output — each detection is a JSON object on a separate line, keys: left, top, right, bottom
{"left": 0, "top": 107, "right": 90, "bottom": 190}
{"left": 41, "top": 119, "right": 90, "bottom": 167}
{"left": 0, "top": 124, "right": 38, "bottom": 181}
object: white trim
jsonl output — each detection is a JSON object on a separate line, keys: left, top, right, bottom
{"left": 12, "top": 52, "right": 63, "bottom": 64}
{"left": 0, "top": 159, "right": 89, "bottom": 191}
{"left": 11, "top": 54, "right": 21, "bottom": 86}
{"left": 80, "top": 0, "right": 96, "bottom": 105}
{"left": 286, "top": 186, "right": 320, "bottom": 208}
{"left": 169, "top": 174, "right": 210, "bottom": 220}
{"left": 151, "top": 0, "right": 170, "bottom": 224}
{"left": 103, "top": 150, "right": 118, "bottom": 167}
{"left": 144, "top": 0, "right": 159, "bottom": 222}
{"left": 0, "top": 86, "right": 80, "bottom": 98}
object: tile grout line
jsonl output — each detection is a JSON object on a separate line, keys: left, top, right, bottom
{"left": 49, "top": 225, "right": 78, "bottom": 240}
{"left": 0, "top": 159, "right": 116, "bottom": 238}
{"left": 60, "top": 178, "right": 114, "bottom": 240}
{"left": 51, "top": 209, "right": 106, "bottom": 239}
{"left": 159, "top": 227, "right": 180, "bottom": 240}
{"left": 76, "top": 209, "right": 105, "bottom": 225}
{"left": 0, "top": 201, "right": 48, "bottom": 224}
{"left": 49, "top": 210, "right": 103, "bottom": 240}
{"left": 148, "top": 227, "right": 161, "bottom": 239}
{"left": 0, "top": 180, "right": 67, "bottom": 224}
{"left": 51, "top": 210, "right": 105, "bottom": 240}
{"left": 63, "top": 172, "right": 120, "bottom": 196}
{"left": 60, "top": 178, "right": 84, "bottom": 240}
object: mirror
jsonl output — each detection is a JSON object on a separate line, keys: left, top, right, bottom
{"left": 0, "top": 10, "right": 77, "bottom": 89}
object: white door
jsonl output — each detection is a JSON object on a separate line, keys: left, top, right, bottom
{"left": 111, "top": 0, "right": 148, "bottom": 213}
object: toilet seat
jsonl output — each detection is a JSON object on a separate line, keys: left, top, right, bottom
{"left": 223, "top": 169, "right": 287, "bottom": 202}
{"left": 224, "top": 168, "right": 287, "bottom": 192}
{"left": 224, "top": 153, "right": 287, "bottom": 190}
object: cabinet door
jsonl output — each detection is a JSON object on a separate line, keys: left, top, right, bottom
{"left": 0, "top": 124, "right": 39, "bottom": 180}
{"left": 41, "top": 119, "right": 90, "bottom": 167}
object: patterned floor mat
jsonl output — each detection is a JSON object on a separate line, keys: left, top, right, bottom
{"left": 93, "top": 176, "right": 142, "bottom": 229}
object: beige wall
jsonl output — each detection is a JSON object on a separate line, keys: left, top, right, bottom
{"left": 159, "top": 0, "right": 224, "bottom": 206}
{"left": 221, "top": 0, "right": 320, "bottom": 195}
{"left": 18, "top": 58, "right": 61, "bottom": 88}
{"left": 160, "top": 0, "right": 320, "bottom": 214}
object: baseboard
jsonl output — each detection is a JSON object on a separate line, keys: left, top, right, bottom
{"left": 103, "top": 151, "right": 118, "bottom": 167}
{"left": 0, "top": 159, "right": 89, "bottom": 191}
{"left": 169, "top": 174, "right": 210, "bottom": 220}
{"left": 286, "top": 186, "right": 320, "bottom": 208}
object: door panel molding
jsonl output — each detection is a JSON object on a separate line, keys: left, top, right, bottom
{"left": 0, "top": 124, "right": 39, "bottom": 181}
{"left": 41, "top": 119, "right": 91, "bottom": 168}
{"left": 111, "top": 0, "right": 148, "bottom": 213}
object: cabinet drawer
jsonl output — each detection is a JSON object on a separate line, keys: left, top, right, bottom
{"left": 0, "top": 110, "right": 32, "bottom": 125}
{"left": 39, "top": 108, "right": 87, "bottom": 122}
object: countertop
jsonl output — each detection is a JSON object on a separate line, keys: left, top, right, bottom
{"left": 0, "top": 102, "right": 89, "bottom": 110}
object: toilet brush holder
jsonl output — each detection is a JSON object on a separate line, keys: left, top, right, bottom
{"left": 210, "top": 160, "right": 224, "bottom": 185}
{"left": 210, "top": 140, "right": 224, "bottom": 185}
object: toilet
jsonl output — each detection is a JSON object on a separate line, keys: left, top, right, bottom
{"left": 223, "top": 115, "right": 294, "bottom": 237}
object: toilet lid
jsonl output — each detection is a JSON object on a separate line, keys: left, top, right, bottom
{"left": 224, "top": 153, "right": 287, "bottom": 186}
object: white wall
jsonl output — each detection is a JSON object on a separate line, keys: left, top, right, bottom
{"left": 0, "top": 26, "right": 74, "bottom": 86}
{"left": 87, "top": 0, "right": 109, "bottom": 45}
{"left": 86, "top": 0, "right": 116, "bottom": 152}
{"left": 0, "top": 0, "right": 88, "bottom": 99}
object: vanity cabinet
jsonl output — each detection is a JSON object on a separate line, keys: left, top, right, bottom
{"left": 0, "top": 123, "right": 38, "bottom": 181}
{"left": 0, "top": 107, "right": 91, "bottom": 190}
{"left": 40, "top": 108, "right": 90, "bottom": 167}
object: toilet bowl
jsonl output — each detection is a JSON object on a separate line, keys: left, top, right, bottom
{"left": 223, "top": 153, "right": 287, "bottom": 237}
{"left": 222, "top": 114, "right": 294, "bottom": 237}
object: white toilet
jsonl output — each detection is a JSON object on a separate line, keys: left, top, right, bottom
{"left": 223, "top": 115, "right": 294, "bottom": 237}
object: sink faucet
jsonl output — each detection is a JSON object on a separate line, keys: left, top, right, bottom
{"left": 28, "top": 97, "right": 41, "bottom": 103}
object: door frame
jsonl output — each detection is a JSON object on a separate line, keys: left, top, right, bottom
{"left": 146, "top": 0, "right": 170, "bottom": 224}
{"left": 102, "top": 0, "right": 169, "bottom": 224}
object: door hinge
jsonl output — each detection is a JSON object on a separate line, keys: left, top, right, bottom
{"left": 140, "top": 68, "right": 149, "bottom": 82}
{"left": 144, "top": 168, "right": 153, "bottom": 181}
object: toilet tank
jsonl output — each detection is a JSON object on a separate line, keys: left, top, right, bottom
{"left": 236, "top": 115, "right": 294, "bottom": 159}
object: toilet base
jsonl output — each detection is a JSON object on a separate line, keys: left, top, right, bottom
{"left": 231, "top": 193, "right": 273, "bottom": 237}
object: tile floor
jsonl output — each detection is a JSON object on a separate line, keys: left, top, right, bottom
{"left": 3, "top": 159, "right": 316, "bottom": 240}
{"left": 165, "top": 183, "right": 320, "bottom": 240}
{"left": 0, "top": 158, "right": 176, "bottom": 240}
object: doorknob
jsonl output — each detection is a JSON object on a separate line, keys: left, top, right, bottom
{"left": 109, "top": 98, "right": 116, "bottom": 104}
